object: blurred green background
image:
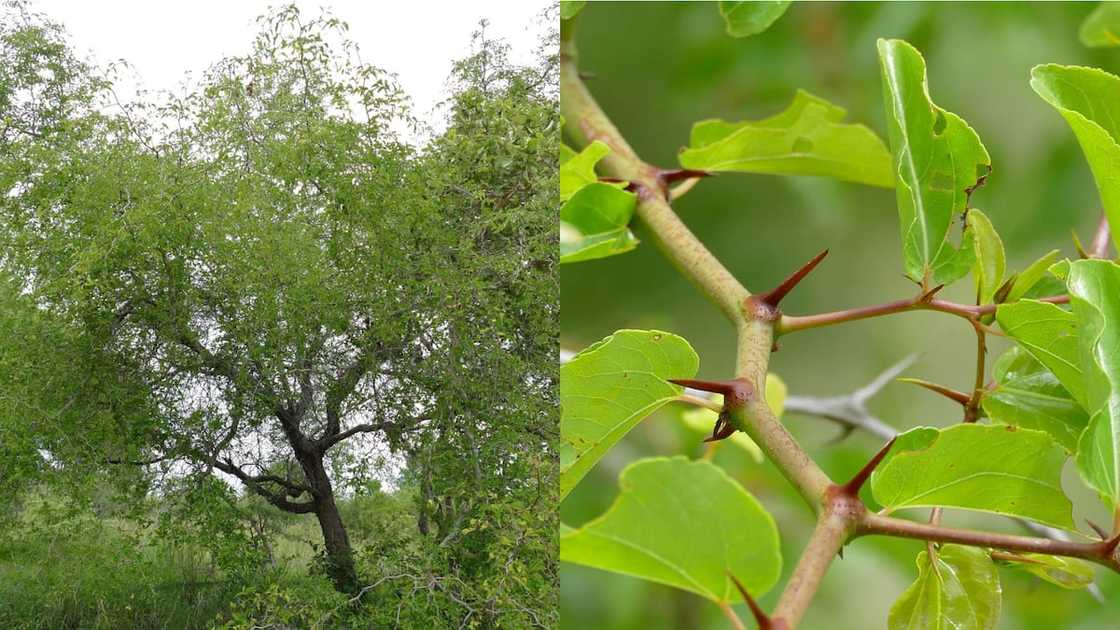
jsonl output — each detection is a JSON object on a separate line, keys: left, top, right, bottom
{"left": 560, "top": 2, "right": 1120, "bottom": 628}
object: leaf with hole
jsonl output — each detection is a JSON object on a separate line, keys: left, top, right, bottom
{"left": 560, "top": 330, "right": 698, "bottom": 500}
{"left": 888, "top": 544, "right": 1000, "bottom": 630}
{"left": 877, "top": 39, "right": 991, "bottom": 286}
{"left": 678, "top": 90, "right": 893, "bottom": 187}
{"left": 1066, "top": 259, "right": 1120, "bottom": 507}
{"left": 718, "top": 0, "right": 791, "bottom": 38}
{"left": 981, "top": 347, "right": 1088, "bottom": 452}
{"left": 1031, "top": 65, "right": 1120, "bottom": 253}
{"left": 871, "top": 424, "right": 1076, "bottom": 530}
{"left": 560, "top": 456, "right": 782, "bottom": 602}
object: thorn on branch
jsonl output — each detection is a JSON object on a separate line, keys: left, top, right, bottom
{"left": 746, "top": 249, "right": 829, "bottom": 321}
{"left": 1087, "top": 519, "right": 1109, "bottom": 540}
{"left": 839, "top": 436, "right": 897, "bottom": 496}
{"left": 669, "top": 377, "right": 753, "bottom": 443}
{"left": 727, "top": 571, "right": 788, "bottom": 630}
{"left": 917, "top": 283, "right": 945, "bottom": 303}
{"left": 657, "top": 168, "right": 713, "bottom": 186}
{"left": 897, "top": 377, "right": 971, "bottom": 406}
{"left": 1103, "top": 532, "right": 1120, "bottom": 559}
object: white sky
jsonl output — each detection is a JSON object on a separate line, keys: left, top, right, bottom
{"left": 32, "top": 0, "right": 552, "bottom": 138}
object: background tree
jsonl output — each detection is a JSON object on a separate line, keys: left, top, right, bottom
{"left": 0, "top": 4, "right": 556, "bottom": 624}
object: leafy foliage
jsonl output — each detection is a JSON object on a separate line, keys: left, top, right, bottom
{"left": 871, "top": 424, "right": 1075, "bottom": 529}
{"left": 561, "top": 457, "right": 781, "bottom": 602}
{"left": 888, "top": 545, "right": 1000, "bottom": 630}
{"left": 560, "top": 330, "right": 698, "bottom": 499}
{"left": 877, "top": 39, "right": 990, "bottom": 286}
{"left": 679, "top": 89, "right": 893, "bottom": 187}
{"left": 718, "top": 1, "right": 792, "bottom": 38}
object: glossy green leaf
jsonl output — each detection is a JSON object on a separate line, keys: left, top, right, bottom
{"left": 995, "top": 300, "right": 1085, "bottom": 408}
{"left": 677, "top": 373, "right": 787, "bottom": 462}
{"left": 560, "top": 457, "right": 782, "bottom": 602}
{"left": 560, "top": 182, "right": 639, "bottom": 264}
{"left": 981, "top": 347, "right": 1088, "bottom": 452}
{"left": 967, "top": 209, "right": 1005, "bottom": 304}
{"left": 560, "top": 0, "right": 586, "bottom": 20}
{"left": 1066, "top": 259, "right": 1120, "bottom": 507}
{"left": 560, "top": 141, "right": 610, "bottom": 201}
{"left": 560, "top": 330, "right": 699, "bottom": 499}
{"left": 888, "top": 545, "right": 1000, "bottom": 630}
{"left": 1031, "top": 65, "right": 1120, "bottom": 253}
{"left": 1006, "top": 249, "right": 1062, "bottom": 303}
{"left": 877, "top": 39, "right": 991, "bottom": 286}
{"left": 996, "top": 553, "right": 1094, "bottom": 590}
{"left": 718, "top": 0, "right": 791, "bottom": 38}
{"left": 678, "top": 90, "right": 893, "bottom": 187}
{"left": 1080, "top": 2, "right": 1120, "bottom": 47}
{"left": 871, "top": 424, "right": 1075, "bottom": 530}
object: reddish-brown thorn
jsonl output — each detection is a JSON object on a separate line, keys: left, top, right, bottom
{"left": 1103, "top": 532, "right": 1120, "bottom": 557}
{"left": 668, "top": 377, "right": 753, "bottom": 407}
{"left": 727, "top": 571, "right": 786, "bottom": 630}
{"left": 1087, "top": 519, "right": 1109, "bottom": 540}
{"left": 897, "top": 378, "right": 971, "bottom": 406}
{"left": 759, "top": 249, "right": 829, "bottom": 308}
{"left": 918, "top": 283, "right": 946, "bottom": 303}
{"left": 840, "top": 436, "right": 897, "bottom": 496}
{"left": 658, "top": 168, "right": 713, "bottom": 185}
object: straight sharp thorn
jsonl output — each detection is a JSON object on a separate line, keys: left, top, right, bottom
{"left": 897, "top": 377, "right": 971, "bottom": 406}
{"left": 1072, "top": 229, "right": 1089, "bottom": 259}
{"left": 727, "top": 571, "right": 775, "bottom": 629}
{"left": 658, "top": 168, "right": 713, "bottom": 185}
{"left": 841, "top": 436, "right": 897, "bottom": 496}
{"left": 918, "top": 284, "right": 946, "bottom": 302}
{"left": 1103, "top": 532, "right": 1120, "bottom": 557}
{"left": 1086, "top": 519, "right": 1108, "bottom": 540}
{"left": 759, "top": 249, "right": 829, "bottom": 308}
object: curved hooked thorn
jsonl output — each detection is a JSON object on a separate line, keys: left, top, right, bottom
{"left": 758, "top": 249, "right": 829, "bottom": 309}
{"left": 840, "top": 436, "right": 897, "bottom": 496}
{"left": 703, "top": 413, "right": 737, "bottom": 443}
{"left": 1103, "top": 532, "right": 1120, "bottom": 558}
{"left": 727, "top": 572, "right": 787, "bottom": 630}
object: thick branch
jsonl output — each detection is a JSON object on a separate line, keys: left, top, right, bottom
{"left": 212, "top": 459, "right": 316, "bottom": 514}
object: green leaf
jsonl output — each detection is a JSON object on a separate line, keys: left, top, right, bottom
{"left": 888, "top": 545, "right": 1000, "bottom": 630}
{"left": 967, "top": 209, "right": 1005, "bottom": 304}
{"left": 1080, "top": 2, "right": 1120, "bottom": 47}
{"left": 560, "top": 457, "right": 782, "bottom": 602}
{"left": 678, "top": 90, "right": 893, "bottom": 187}
{"left": 676, "top": 373, "right": 787, "bottom": 462}
{"left": 995, "top": 300, "right": 1085, "bottom": 408}
{"left": 871, "top": 424, "right": 1076, "bottom": 530}
{"left": 1030, "top": 65, "right": 1120, "bottom": 253}
{"left": 981, "top": 347, "right": 1089, "bottom": 452}
{"left": 560, "top": 0, "right": 586, "bottom": 20}
{"left": 718, "top": 0, "right": 791, "bottom": 38}
{"left": 560, "top": 182, "right": 639, "bottom": 264}
{"left": 560, "top": 330, "right": 699, "bottom": 500}
{"left": 996, "top": 553, "right": 1094, "bottom": 590}
{"left": 877, "top": 39, "right": 992, "bottom": 286}
{"left": 560, "top": 141, "right": 610, "bottom": 201}
{"left": 1006, "top": 249, "right": 1062, "bottom": 303}
{"left": 1066, "top": 259, "right": 1120, "bottom": 507}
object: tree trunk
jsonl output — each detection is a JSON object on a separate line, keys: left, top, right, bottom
{"left": 301, "top": 453, "right": 360, "bottom": 595}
